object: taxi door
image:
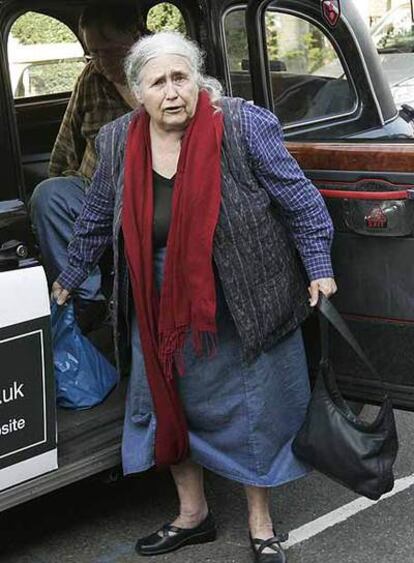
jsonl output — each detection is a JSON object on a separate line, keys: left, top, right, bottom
{"left": 220, "top": 0, "right": 414, "bottom": 409}
{"left": 0, "top": 39, "right": 57, "bottom": 491}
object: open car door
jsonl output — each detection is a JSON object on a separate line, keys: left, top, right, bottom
{"left": 244, "top": 0, "right": 414, "bottom": 409}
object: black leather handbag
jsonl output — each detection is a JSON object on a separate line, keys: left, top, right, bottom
{"left": 292, "top": 295, "right": 399, "bottom": 500}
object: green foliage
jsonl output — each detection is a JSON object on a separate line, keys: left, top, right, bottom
{"left": 303, "top": 31, "right": 335, "bottom": 73}
{"left": 225, "top": 10, "right": 337, "bottom": 75}
{"left": 265, "top": 13, "right": 279, "bottom": 61}
{"left": 11, "top": 5, "right": 188, "bottom": 46}
{"left": 224, "top": 11, "right": 280, "bottom": 71}
{"left": 147, "top": 3, "right": 186, "bottom": 34}
{"left": 11, "top": 12, "right": 77, "bottom": 45}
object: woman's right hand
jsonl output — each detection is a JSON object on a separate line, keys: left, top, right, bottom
{"left": 52, "top": 281, "right": 71, "bottom": 305}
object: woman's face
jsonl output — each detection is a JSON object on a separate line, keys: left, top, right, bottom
{"left": 136, "top": 54, "right": 199, "bottom": 132}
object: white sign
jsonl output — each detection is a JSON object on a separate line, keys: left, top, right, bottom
{"left": 0, "top": 266, "right": 57, "bottom": 491}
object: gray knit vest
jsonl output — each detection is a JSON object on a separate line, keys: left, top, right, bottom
{"left": 216, "top": 97, "right": 310, "bottom": 362}
{"left": 105, "top": 97, "right": 310, "bottom": 367}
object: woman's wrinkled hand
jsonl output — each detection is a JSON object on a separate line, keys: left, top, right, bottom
{"left": 51, "top": 281, "right": 71, "bottom": 306}
{"left": 308, "top": 277, "right": 337, "bottom": 307}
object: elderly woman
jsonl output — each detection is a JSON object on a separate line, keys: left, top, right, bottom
{"left": 53, "top": 31, "right": 336, "bottom": 563}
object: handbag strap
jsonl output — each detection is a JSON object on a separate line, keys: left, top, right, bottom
{"left": 317, "top": 294, "right": 379, "bottom": 381}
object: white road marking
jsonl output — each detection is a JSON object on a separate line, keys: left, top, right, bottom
{"left": 285, "top": 473, "right": 414, "bottom": 549}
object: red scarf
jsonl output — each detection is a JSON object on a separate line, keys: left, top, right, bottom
{"left": 122, "top": 91, "right": 224, "bottom": 467}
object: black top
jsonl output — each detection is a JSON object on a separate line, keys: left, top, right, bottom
{"left": 153, "top": 170, "right": 174, "bottom": 248}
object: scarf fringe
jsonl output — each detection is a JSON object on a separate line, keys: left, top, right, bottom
{"left": 192, "top": 329, "right": 218, "bottom": 359}
{"left": 159, "top": 328, "right": 218, "bottom": 380}
{"left": 159, "top": 329, "right": 187, "bottom": 380}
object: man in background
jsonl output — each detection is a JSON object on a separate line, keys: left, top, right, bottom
{"left": 30, "top": 1, "right": 145, "bottom": 332}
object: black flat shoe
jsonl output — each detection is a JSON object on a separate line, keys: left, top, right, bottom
{"left": 135, "top": 512, "right": 217, "bottom": 556}
{"left": 249, "top": 532, "right": 288, "bottom": 563}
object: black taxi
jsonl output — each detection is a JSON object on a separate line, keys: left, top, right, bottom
{"left": 0, "top": 0, "right": 414, "bottom": 510}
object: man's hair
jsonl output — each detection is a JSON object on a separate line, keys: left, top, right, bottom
{"left": 79, "top": 1, "right": 146, "bottom": 40}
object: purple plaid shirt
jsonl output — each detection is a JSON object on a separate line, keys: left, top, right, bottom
{"left": 58, "top": 101, "right": 333, "bottom": 291}
{"left": 240, "top": 103, "right": 333, "bottom": 281}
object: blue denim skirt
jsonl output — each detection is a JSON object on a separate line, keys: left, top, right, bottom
{"left": 122, "top": 248, "right": 311, "bottom": 486}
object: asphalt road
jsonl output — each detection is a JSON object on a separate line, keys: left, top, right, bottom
{"left": 1, "top": 405, "right": 414, "bottom": 563}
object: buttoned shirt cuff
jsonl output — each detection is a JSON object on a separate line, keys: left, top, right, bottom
{"left": 304, "top": 254, "right": 334, "bottom": 282}
{"left": 57, "top": 266, "right": 89, "bottom": 293}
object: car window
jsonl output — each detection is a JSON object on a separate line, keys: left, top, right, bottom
{"left": 263, "top": 9, "right": 356, "bottom": 126}
{"left": 370, "top": 3, "right": 414, "bottom": 109}
{"left": 146, "top": 3, "right": 187, "bottom": 33}
{"left": 8, "top": 12, "right": 85, "bottom": 99}
{"left": 223, "top": 7, "right": 356, "bottom": 127}
{"left": 372, "top": 3, "right": 414, "bottom": 53}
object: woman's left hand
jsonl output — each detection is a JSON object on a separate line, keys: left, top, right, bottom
{"left": 51, "top": 281, "right": 71, "bottom": 306}
{"left": 308, "top": 277, "right": 337, "bottom": 307}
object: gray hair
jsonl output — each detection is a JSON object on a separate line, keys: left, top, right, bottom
{"left": 124, "top": 31, "right": 223, "bottom": 104}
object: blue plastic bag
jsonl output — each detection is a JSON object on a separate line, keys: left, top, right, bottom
{"left": 51, "top": 301, "right": 118, "bottom": 409}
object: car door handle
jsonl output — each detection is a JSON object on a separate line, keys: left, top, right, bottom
{"left": 319, "top": 189, "right": 409, "bottom": 200}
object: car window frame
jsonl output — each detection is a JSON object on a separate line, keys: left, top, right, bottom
{"left": 13, "top": 55, "right": 86, "bottom": 100}
{"left": 372, "top": 2, "right": 414, "bottom": 54}
{"left": 221, "top": 3, "right": 359, "bottom": 133}
{"left": 0, "top": 36, "right": 25, "bottom": 201}
{"left": 4, "top": 2, "right": 199, "bottom": 105}
{"left": 4, "top": 8, "right": 85, "bottom": 104}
